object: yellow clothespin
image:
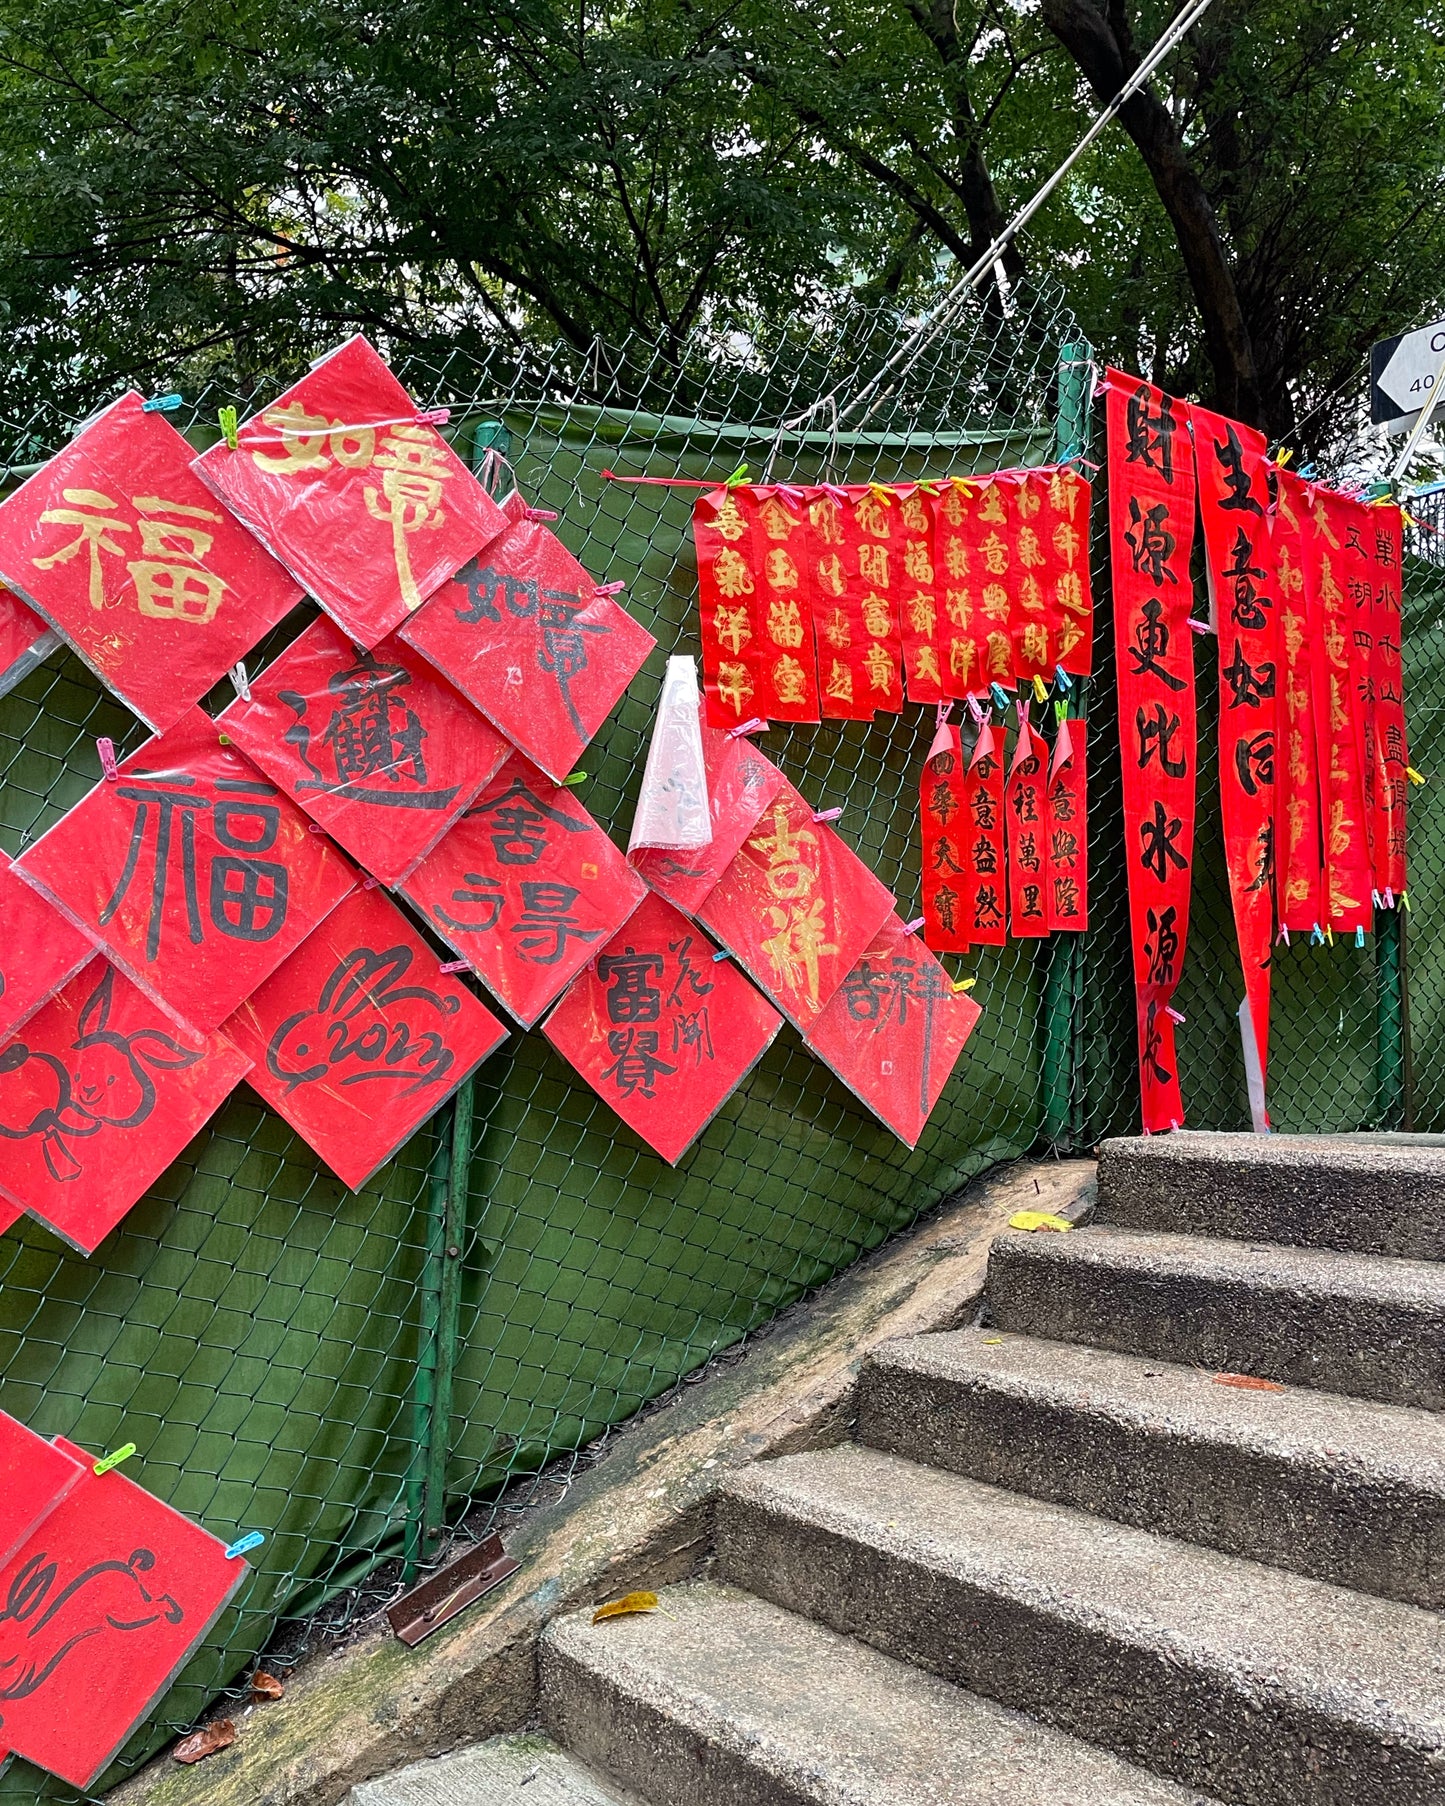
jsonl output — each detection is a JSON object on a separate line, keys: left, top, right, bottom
{"left": 218, "top": 407, "right": 239, "bottom": 451}
{"left": 868, "top": 483, "right": 896, "bottom": 506}
{"left": 949, "top": 476, "right": 975, "bottom": 496}
{"left": 952, "top": 977, "right": 976, "bottom": 994}
{"left": 1275, "top": 447, "right": 1294, "bottom": 468}
{"left": 1407, "top": 767, "right": 1426, "bottom": 786}
{"left": 1031, "top": 674, "right": 1047, "bottom": 704}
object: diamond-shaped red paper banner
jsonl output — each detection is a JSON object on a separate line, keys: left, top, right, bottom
{"left": 224, "top": 886, "right": 508, "bottom": 1191}
{"left": 218, "top": 615, "right": 511, "bottom": 886}
{"left": 400, "top": 492, "right": 657, "bottom": 782}
{"left": 630, "top": 715, "right": 786, "bottom": 916}
{"left": 0, "top": 392, "right": 302, "bottom": 732}
{"left": 0, "top": 852, "right": 95, "bottom": 1046}
{"left": 400, "top": 753, "right": 646, "bottom": 1026}
{"left": 16, "top": 707, "right": 357, "bottom": 1032}
{"left": 193, "top": 335, "right": 508, "bottom": 648}
{"left": 0, "top": 1435, "right": 248, "bottom": 1790}
{"left": 696, "top": 781, "right": 896, "bottom": 1031}
{"left": 0, "top": 1412, "right": 84, "bottom": 1571}
{"left": 804, "top": 914, "right": 982, "bottom": 1146}
{"left": 0, "top": 959, "right": 251, "bottom": 1253}
{"left": 543, "top": 890, "right": 781, "bottom": 1165}
{"left": 0, "top": 585, "right": 59, "bottom": 701}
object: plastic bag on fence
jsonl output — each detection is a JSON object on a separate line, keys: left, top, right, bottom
{"left": 628, "top": 656, "right": 712, "bottom": 854}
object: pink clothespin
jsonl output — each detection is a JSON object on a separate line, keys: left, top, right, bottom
{"left": 415, "top": 407, "right": 451, "bottom": 426}
{"left": 525, "top": 506, "right": 559, "bottom": 522}
{"left": 594, "top": 580, "right": 626, "bottom": 597}
{"left": 1277, "top": 925, "right": 1290, "bottom": 946}
{"left": 1166, "top": 1007, "right": 1186, "bottom": 1024}
{"left": 812, "top": 807, "right": 842, "bottom": 824}
{"left": 901, "top": 917, "right": 926, "bottom": 935}
{"left": 439, "top": 959, "right": 469, "bottom": 974}
{"left": 97, "top": 737, "right": 119, "bottom": 782}
{"left": 1186, "top": 619, "right": 1212, "bottom": 635}
{"left": 728, "top": 718, "right": 768, "bottom": 739}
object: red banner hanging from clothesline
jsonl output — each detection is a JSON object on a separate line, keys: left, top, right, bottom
{"left": 1107, "top": 369, "right": 1198, "bottom": 1133}
{"left": 919, "top": 721, "right": 969, "bottom": 952}
{"left": 1368, "top": 502, "right": 1408, "bottom": 898}
{"left": 1273, "top": 469, "right": 1324, "bottom": 934}
{"left": 1005, "top": 707, "right": 1050, "bottom": 938}
{"left": 1047, "top": 718, "right": 1088, "bottom": 931}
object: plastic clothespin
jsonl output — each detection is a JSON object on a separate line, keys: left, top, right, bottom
{"left": 96, "top": 737, "right": 119, "bottom": 782}
{"left": 1310, "top": 922, "right": 1325, "bottom": 945}
{"left": 414, "top": 407, "right": 450, "bottom": 427}
{"left": 142, "top": 392, "right": 183, "bottom": 414}
{"left": 728, "top": 718, "right": 768, "bottom": 739}
{"left": 989, "top": 683, "right": 1010, "bottom": 712}
{"left": 1165, "top": 1007, "right": 1186, "bottom": 1024}
{"left": 1373, "top": 889, "right": 1383, "bottom": 909}
{"left": 811, "top": 806, "right": 842, "bottom": 824}
{"left": 594, "top": 580, "right": 627, "bottom": 597}
{"left": 1186, "top": 618, "right": 1211, "bottom": 635}
{"left": 1298, "top": 463, "right": 1318, "bottom": 481}
{"left": 964, "top": 695, "right": 984, "bottom": 726}
{"left": 1402, "top": 890, "right": 1412, "bottom": 913}
{"left": 867, "top": 483, "right": 897, "bottom": 506}
{"left": 1407, "top": 767, "right": 1426, "bottom": 786}
{"left": 438, "top": 959, "right": 469, "bottom": 974}
{"left": 1053, "top": 699, "right": 1069, "bottom": 728}
{"left": 1277, "top": 925, "right": 1291, "bottom": 946}
{"left": 1384, "top": 887, "right": 1395, "bottom": 910}
{"left": 1325, "top": 925, "right": 1335, "bottom": 946}
{"left": 1275, "top": 448, "right": 1294, "bottom": 468}
{"left": 524, "top": 506, "right": 559, "bottom": 522}
{"left": 224, "top": 1531, "right": 265, "bottom": 1561}
{"left": 951, "top": 977, "right": 976, "bottom": 993}
{"left": 1355, "top": 926, "right": 1366, "bottom": 948}
{"left": 1054, "top": 667, "right": 1072, "bottom": 692}
{"left": 1031, "top": 674, "right": 1048, "bottom": 704}
{"left": 1169, "top": 1118, "right": 1182, "bottom": 1132}
{"left": 562, "top": 771, "right": 588, "bottom": 787}
{"left": 93, "top": 1443, "right": 136, "bottom": 1476}
{"left": 901, "top": 917, "right": 926, "bottom": 935}
{"left": 231, "top": 661, "right": 250, "bottom": 703}
{"left": 724, "top": 464, "right": 749, "bottom": 488}
{"left": 711, "top": 949, "right": 731, "bottom": 963}
{"left": 362, "top": 877, "right": 379, "bottom": 891}
{"left": 218, "top": 407, "right": 239, "bottom": 451}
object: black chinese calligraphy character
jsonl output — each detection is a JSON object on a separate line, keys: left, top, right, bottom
{"left": 1050, "top": 828, "right": 1079, "bottom": 866}
{"left": 1125, "top": 498, "right": 1178, "bottom": 586}
{"left": 1127, "top": 597, "right": 1186, "bottom": 691}
{"left": 266, "top": 943, "right": 458, "bottom": 1098}
{"left": 1053, "top": 875, "right": 1081, "bottom": 919}
{"left": 1221, "top": 640, "right": 1276, "bottom": 710}
{"left": 455, "top": 563, "right": 538, "bottom": 625}
{"left": 1020, "top": 881, "right": 1044, "bottom": 918}
{"left": 1234, "top": 731, "right": 1274, "bottom": 798}
{"left": 972, "top": 835, "right": 999, "bottom": 875}
{"left": 432, "top": 874, "right": 505, "bottom": 936}
{"left": 475, "top": 779, "right": 591, "bottom": 864}
{"left": 665, "top": 934, "right": 715, "bottom": 1006}
{"left": 1138, "top": 800, "right": 1187, "bottom": 881}
{"left": 280, "top": 650, "right": 460, "bottom": 812}
{"left": 1014, "top": 829, "right": 1040, "bottom": 873}
{"left": 598, "top": 946, "right": 664, "bottom": 1022}
{"left": 671, "top": 1007, "right": 714, "bottom": 1064}
{"left": 1125, "top": 383, "right": 1177, "bottom": 482}
{"left": 932, "top": 836, "right": 965, "bottom": 875}
{"left": 935, "top": 885, "right": 961, "bottom": 933}
{"left": 1144, "top": 904, "right": 1179, "bottom": 984}
{"left": 1246, "top": 820, "right": 1275, "bottom": 896}
{"left": 1135, "top": 702, "right": 1187, "bottom": 778}
{"left": 511, "top": 881, "right": 601, "bottom": 963}
{"left": 842, "top": 960, "right": 890, "bottom": 1022}
{"left": 970, "top": 788, "right": 998, "bottom": 831}
{"left": 602, "top": 1027, "right": 675, "bottom": 1099}
{"left": 1011, "top": 782, "right": 1039, "bottom": 824}
{"left": 1212, "top": 424, "right": 1263, "bottom": 515}
{"left": 1142, "top": 998, "right": 1174, "bottom": 1085}
{"left": 1224, "top": 529, "right": 1270, "bottom": 630}
{"left": 929, "top": 777, "right": 958, "bottom": 825}
{"left": 974, "top": 885, "right": 1004, "bottom": 930}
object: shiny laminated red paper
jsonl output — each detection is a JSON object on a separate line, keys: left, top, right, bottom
{"left": 1005, "top": 472, "right": 1054, "bottom": 684}
{"left": 696, "top": 781, "right": 896, "bottom": 1031}
{"left": 1045, "top": 465, "right": 1094, "bottom": 677}
{"left": 693, "top": 486, "right": 819, "bottom": 728}
{"left": 0, "top": 586, "right": 59, "bottom": 701}
{"left": 956, "top": 721, "right": 1007, "bottom": 946}
{"left": 1366, "top": 504, "right": 1408, "bottom": 895}
{"left": 630, "top": 712, "right": 786, "bottom": 916}
{"left": 1273, "top": 471, "right": 1323, "bottom": 932}
{"left": 807, "top": 487, "right": 872, "bottom": 721}
{"left": 919, "top": 723, "right": 970, "bottom": 953}
{"left": 401, "top": 753, "right": 646, "bottom": 1027}
{"left": 0, "top": 1436, "right": 247, "bottom": 1790}
{"left": 1005, "top": 713, "right": 1050, "bottom": 938}
{"left": 0, "top": 392, "right": 302, "bottom": 732}
{"left": 969, "top": 475, "right": 1022, "bottom": 691}
{"left": 404, "top": 489, "right": 657, "bottom": 780}
{"left": 1107, "top": 369, "right": 1197, "bottom": 1133}
{"left": 931, "top": 481, "right": 989, "bottom": 701}
{"left": 895, "top": 487, "right": 944, "bottom": 703}
{"left": 1192, "top": 404, "right": 1277, "bottom": 1098}
{"left": 225, "top": 886, "right": 508, "bottom": 1191}
{"left": 0, "top": 1412, "right": 84, "bottom": 1571}
{"left": 542, "top": 890, "right": 783, "bottom": 1165}
{"left": 832, "top": 486, "right": 904, "bottom": 713}
{"left": 803, "top": 913, "right": 982, "bottom": 1147}
{"left": 16, "top": 707, "right": 358, "bottom": 1033}
{"left": 218, "top": 615, "right": 510, "bottom": 886}
{"left": 194, "top": 335, "right": 508, "bottom": 648}
{"left": 0, "top": 958, "right": 251, "bottom": 1254}
{"left": 1046, "top": 720, "right": 1088, "bottom": 931}
{"left": 1302, "top": 489, "right": 1372, "bottom": 932}
{"left": 0, "top": 853, "right": 95, "bottom": 1047}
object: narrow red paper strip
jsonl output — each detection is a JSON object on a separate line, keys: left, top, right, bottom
{"left": 1005, "top": 710, "right": 1050, "bottom": 937}
{"left": 1047, "top": 720, "right": 1088, "bottom": 930}
{"left": 958, "top": 721, "right": 1007, "bottom": 945}
{"left": 1273, "top": 470, "right": 1324, "bottom": 932}
{"left": 920, "top": 722, "right": 970, "bottom": 952}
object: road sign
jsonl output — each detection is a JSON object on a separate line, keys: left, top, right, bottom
{"left": 1371, "top": 319, "right": 1445, "bottom": 432}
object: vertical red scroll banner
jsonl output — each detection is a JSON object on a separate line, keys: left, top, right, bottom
{"left": 897, "top": 487, "right": 945, "bottom": 703}
{"left": 1005, "top": 714, "right": 1050, "bottom": 937}
{"left": 696, "top": 486, "right": 820, "bottom": 728}
{"left": 1106, "top": 369, "right": 1197, "bottom": 1132}
{"left": 1302, "top": 489, "right": 1373, "bottom": 932}
{"left": 1273, "top": 470, "right": 1324, "bottom": 932}
{"left": 1047, "top": 721, "right": 1088, "bottom": 931}
{"left": 1368, "top": 503, "right": 1408, "bottom": 895}
{"left": 838, "top": 487, "right": 905, "bottom": 713}
{"left": 932, "top": 481, "right": 988, "bottom": 700}
{"left": 920, "top": 723, "right": 970, "bottom": 953}
{"left": 972, "top": 477, "right": 1019, "bottom": 693}
{"left": 808, "top": 489, "right": 872, "bottom": 721}
{"left": 1191, "top": 405, "right": 1277, "bottom": 1102}
{"left": 1049, "top": 466, "right": 1095, "bottom": 677}
{"left": 959, "top": 721, "right": 1007, "bottom": 945}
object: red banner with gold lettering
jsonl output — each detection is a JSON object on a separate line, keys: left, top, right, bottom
{"left": 896, "top": 486, "right": 945, "bottom": 703}
{"left": 1273, "top": 470, "right": 1324, "bottom": 933}
{"left": 932, "top": 480, "right": 989, "bottom": 700}
{"left": 836, "top": 486, "right": 905, "bottom": 713}
{"left": 1107, "top": 369, "right": 1197, "bottom": 1132}
{"left": 1368, "top": 503, "right": 1408, "bottom": 897}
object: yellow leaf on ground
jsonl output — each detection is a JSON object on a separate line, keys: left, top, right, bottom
{"left": 1007, "top": 1211, "right": 1073, "bottom": 1233}
{"left": 592, "top": 1590, "right": 659, "bottom": 1624}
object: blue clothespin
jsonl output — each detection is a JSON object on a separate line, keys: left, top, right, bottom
{"left": 1054, "top": 666, "right": 1072, "bottom": 692}
{"left": 989, "top": 683, "right": 1010, "bottom": 712}
{"left": 1298, "top": 462, "right": 1318, "bottom": 481}
{"left": 225, "top": 1531, "right": 265, "bottom": 1560}
{"left": 1355, "top": 926, "right": 1366, "bottom": 948}
{"left": 142, "top": 392, "right": 183, "bottom": 414}
{"left": 1310, "top": 922, "right": 1325, "bottom": 945}
{"left": 711, "top": 949, "right": 731, "bottom": 963}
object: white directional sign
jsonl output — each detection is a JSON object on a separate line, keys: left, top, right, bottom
{"left": 1371, "top": 319, "right": 1445, "bottom": 431}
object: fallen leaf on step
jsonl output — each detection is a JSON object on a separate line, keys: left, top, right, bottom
{"left": 592, "top": 1591, "right": 659, "bottom": 1624}
{"left": 1008, "top": 1211, "right": 1073, "bottom": 1233}
{"left": 1212, "top": 1372, "right": 1284, "bottom": 1392}
{"left": 172, "top": 1720, "right": 237, "bottom": 1764}
{"left": 251, "top": 1671, "right": 285, "bottom": 1701}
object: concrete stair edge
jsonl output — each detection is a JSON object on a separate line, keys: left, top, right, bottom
{"left": 348, "top": 1732, "right": 643, "bottom": 1805}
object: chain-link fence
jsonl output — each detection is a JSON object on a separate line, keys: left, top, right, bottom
{"left": 0, "top": 279, "right": 1435, "bottom": 1802}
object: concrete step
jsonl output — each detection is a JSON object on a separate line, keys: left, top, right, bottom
{"left": 349, "top": 1733, "right": 640, "bottom": 1805}
{"left": 1096, "top": 1131, "right": 1445, "bottom": 1258}
{"left": 542, "top": 1577, "right": 1219, "bottom": 1806}
{"left": 987, "top": 1224, "right": 1445, "bottom": 1410}
{"left": 856, "top": 1326, "right": 1445, "bottom": 1609}
{"left": 716, "top": 1442, "right": 1445, "bottom": 1806}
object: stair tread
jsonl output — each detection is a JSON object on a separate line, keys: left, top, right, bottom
{"left": 351, "top": 1733, "right": 639, "bottom": 1806}
{"left": 877, "top": 1324, "right": 1445, "bottom": 1482}
{"left": 723, "top": 1441, "right": 1445, "bottom": 1735}
{"left": 546, "top": 1578, "right": 1219, "bottom": 1804}
{"left": 995, "top": 1224, "right": 1445, "bottom": 1308}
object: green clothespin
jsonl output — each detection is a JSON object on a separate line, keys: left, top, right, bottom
{"left": 562, "top": 771, "right": 587, "bottom": 786}
{"left": 94, "top": 1443, "right": 136, "bottom": 1476}
{"left": 724, "top": 464, "right": 749, "bottom": 488}
{"left": 218, "top": 407, "right": 240, "bottom": 451}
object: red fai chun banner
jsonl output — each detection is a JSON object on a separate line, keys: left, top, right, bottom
{"left": 803, "top": 913, "right": 982, "bottom": 1146}
{"left": 0, "top": 1413, "right": 86, "bottom": 1570}
{"left": 896, "top": 486, "right": 944, "bottom": 704}
{"left": 807, "top": 487, "right": 872, "bottom": 721}
{"left": 1005, "top": 708, "right": 1050, "bottom": 938}
{"left": 1106, "top": 369, "right": 1197, "bottom": 1131}
{"left": 0, "top": 959, "right": 251, "bottom": 1254}
{"left": 1273, "top": 471, "right": 1323, "bottom": 932}
{"left": 1367, "top": 502, "right": 1408, "bottom": 896}
{"left": 220, "top": 615, "right": 511, "bottom": 886}
{"left": 226, "top": 886, "right": 508, "bottom": 1191}
{"left": 955, "top": 717, "right": 1007, "bottom": 946}
{"left": 919, "top": 722, "right": 970, "bottom": 953}
{"left": 15, "top": 707, "right": 358, "bottom": 1033}
{"left": 631, "top": 712, "right": 786, "bottom": 916}
{"left": 1191, "top": 404, "right": 1277, "bottom": 1100}
{"left": 0, "top": 852, "right": 95, "bottom": 1046}
{"left": 0, "top": 585, "right": 59, "bottom": 701}
{"left": 542, "top": 890, "right": 783, "bottom": 1165}
{"left": 1302, "top": 489, "right": 1372, "bottom": 932}
{"left": 693, "top": 486, "right": 820, "bottom": 727}
{"left": 1046, "top": 466, "right": 1094, "bottom": 677}
{"left": 1046, "top": 719, "right": 1088, "bottom": 931}
{"left": 0, "top": 392, "right": 301, "bottom": 732}
{"left": 0, "top": 1436, "right": 247, "bottom": 1788}
{"left": 400, "top": 752, "right": 646, "bottom": 1026}
{"left": 696, "top": 781, "right": 896, "bottom": 1031}
{"left": 931, "top": 480, "right": 989, "bottom": 701}
{"left": 836, "top": 486, "right": 904, "bottom": 713}
{"left": 404, "top": 490, "right": 657, "bottom": 780}
{"left": 194, "top": 335, "right": 509, "bottom": 648}
{"left": 1003, "top": 472, "right": 1054, "bottom": 685}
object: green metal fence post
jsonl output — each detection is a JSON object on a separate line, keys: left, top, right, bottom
{"left": 1376, "top": 905, "right": 1406, "bottom": 1128}
{"left": 1041, "top": 338, "right": 1094, "bottom": 1149}
{"left": 422, "top": 1078, "right": 474, "bottom": 1550}
{"left": 403, "top": 1117, "right": 452, "bottom": 1581}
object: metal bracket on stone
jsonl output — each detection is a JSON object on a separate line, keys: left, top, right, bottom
{"left": 386, "top": 1532, "right": 520, "bottom": 1647}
